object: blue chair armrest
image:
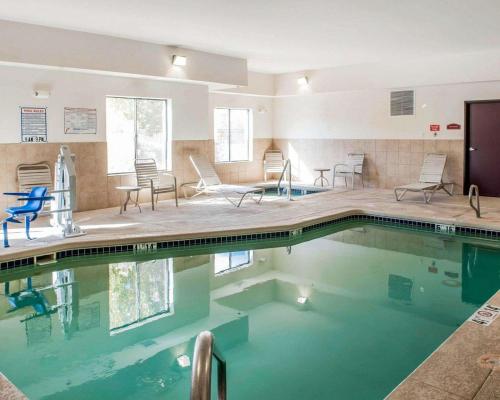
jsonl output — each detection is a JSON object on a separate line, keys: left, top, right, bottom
{"left": 4, "top": 192, "right": 30, "bottom": 197}
{"left": 16, "top": 196, "right": 55, "bottom": 201}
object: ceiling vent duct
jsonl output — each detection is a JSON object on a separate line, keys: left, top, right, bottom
{"left": 390, "top": 90, "right": 414, "bottom": 116}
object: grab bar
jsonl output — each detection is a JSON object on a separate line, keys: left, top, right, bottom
{"left": 190, "top": 331, "right": 227, "bottom": 400}
{"left": 468, "top": 184, "right": 481, "bottom": 218}
{"left": 277, "top": 159, "right": 292, "bottom": 200}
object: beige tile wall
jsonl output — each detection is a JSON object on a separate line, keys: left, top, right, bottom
{"left": 0, "top": 142, "right": 108, "bottom": 214}
{"left": 0, "top": 139, "right": 273, "bottom": 215}
{"left": 272, "top": 139, "right": 464, "bottom": 191}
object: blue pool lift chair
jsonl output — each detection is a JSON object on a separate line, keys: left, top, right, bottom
{"left": 2, "top": 186, "right": 54, "bottom": 248}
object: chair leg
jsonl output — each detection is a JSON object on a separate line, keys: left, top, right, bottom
{"left": 351, "top": 173, "right": 355, "bottom": 190}
{"left": 135, "top": 191, "right": 140, "bottom": 207}
{"left": 25, "top": 216, "right": 32, "bottom": 240}
{"left": 150, "top": 182, "right": 155, "bottom": 211}
{"left": 174, "top": 187, "right": 179, "bottom": 207}
{"left": 2, "top": 221, "right": 9, "bottom": 248}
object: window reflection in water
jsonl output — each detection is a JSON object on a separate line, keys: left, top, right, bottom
{"left": 109, "top": 259, "right": 173, "bottom": 334}
{"left": 214, "top": 251, "right": 253, "bottom": 276}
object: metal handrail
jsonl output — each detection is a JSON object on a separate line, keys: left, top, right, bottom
{"left": 190, "top": 331, "right": 227, "bottom": 400}
{"left": 277, "top": 159, "right": 292, "bottom": 200}
{"left": 468, "top": 184, "right": 481, "bottom": 218}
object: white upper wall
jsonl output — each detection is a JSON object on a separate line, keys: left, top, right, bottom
{"left": 209, "top": 92, "right": 273, "bottom": 139}
{"left": 273, "top": 81, "right": 500, "bottom": 140}
{"left": 0, "top": 20, "right": 247, "bottom": 86}
{"left": 0, "top": 66, "right": 209, "bottom": 143}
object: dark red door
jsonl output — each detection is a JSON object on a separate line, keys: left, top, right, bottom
{"left": 467, "top": 102, "right": 500, "bottom": 197}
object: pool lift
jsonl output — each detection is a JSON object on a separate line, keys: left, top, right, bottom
{"left": 50, "top": 145, "right": 86, "bottom": 238}
{"left": 2, "top": 145, "right": 85, "bottom": 247}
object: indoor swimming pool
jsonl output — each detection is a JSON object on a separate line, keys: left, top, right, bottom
{"left": 0, "top": 223, "right": 499, "bottom": 399}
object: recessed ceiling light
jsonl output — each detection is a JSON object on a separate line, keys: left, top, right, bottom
{"left": 297, "top": 76, "right": 308, "bottom": 86}
{"left": 297, "top": 296, "right": 308, "bottom": 304}
{"left": 176, "top": 354, "right": 191, "bottom": 368}
{"left": 172, "top": 55, "right": 187, "bottom": 66}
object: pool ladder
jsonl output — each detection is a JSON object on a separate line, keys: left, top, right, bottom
{"left": 277, "top": 159, "right": 292, "bottom": 201}
{"left": 190, "top": 331, "right": 227, "bottom": 400}
{"left": 468, "top": 184, "right": 481, "bottom": 218}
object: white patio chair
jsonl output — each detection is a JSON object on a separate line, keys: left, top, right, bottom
{"left": 264, "top": 150, "right": 285, "bottom": 181}
{"left": 333, "top": 153, "right": 365, "bottom": 190}
{"left": 134, "top": 159, "right": 178, "bottom": 210}
{"left": 182, "top": 154, "right": 264, "bottom": 207}
{"left": 394, "top": 153, "right": 454, "bottom": 203}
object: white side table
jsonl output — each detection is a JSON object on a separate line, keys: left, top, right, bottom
{"left": 313, "top": 168, "right": 331, "bottom": 187}
{"left": 116, "top": 186, "right": 142, "bottom": 214}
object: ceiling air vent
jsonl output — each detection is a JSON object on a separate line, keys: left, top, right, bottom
{"left": 390, "top": 90, "right": 414, "bottom": 116}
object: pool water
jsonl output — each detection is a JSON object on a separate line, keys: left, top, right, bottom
{"left": 0, "top": 224, "right": 499, "bottom": 400}
{"left": 262, "top": 185, "right": 329, "bottom": 197}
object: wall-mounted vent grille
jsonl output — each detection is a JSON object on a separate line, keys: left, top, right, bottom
{"left": 390, "top": 90, "right": 414, "bottom": 116}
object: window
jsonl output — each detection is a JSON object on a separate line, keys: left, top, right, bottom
{"left": 106, "top": 97, "right": 170, "bottom": 174}
{"left": 214, "top": 108, "right": 252, "bottom": 162}
{"left": 214, "top": 251, "right": 253, "bottom": 275}
{"left": 109, "top": 259, "right": 173, "bottom": 334}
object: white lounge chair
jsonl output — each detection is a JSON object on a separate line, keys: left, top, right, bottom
{"left": 394, "top": 153, "right": 454, "bottom": 203}
{"left": 134, "top": 159, "right": 178, "bottom": 210}
{"left": 333, "top": 153, "right": 365, "bottom": 190}
{"left": 185, "top": 154, "right": 264, "bottom": 207}
{"left": 264, "top": 150, "right": 285, "bottom": 181}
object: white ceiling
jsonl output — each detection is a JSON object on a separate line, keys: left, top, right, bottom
{"left": 1, "top": 0, "right": 500, "bottom": 74}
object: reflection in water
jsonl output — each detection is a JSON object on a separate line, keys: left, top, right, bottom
{"left": 214, "top": 250, "right": 253, "bottom": 275}
{"left": 0, "top": 225, "right": 498, "bottom": 400}
{"left": 462, "top": 243, "right": 500, "bottom": 305}
{"left": 4, "top": 270, "right": 79, "bottom": 344}
{"left": 109, "top": 259, "right": 174, "bottom": 334}
{"left": 388, "top": 274, "right": 413, "bottom": 303}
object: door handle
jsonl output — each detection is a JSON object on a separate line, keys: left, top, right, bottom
{"left": 469, "top": 147, "right": 477, "bottom": 151}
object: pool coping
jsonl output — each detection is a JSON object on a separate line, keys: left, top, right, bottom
{"left": 0, "top": 373, "right": 27, "bottom": 399}
{"left": 386, "top": 290, "right": 500, "bottom": 399}
{"left": 0, "top": 208, "right": 499, "bottom": 270}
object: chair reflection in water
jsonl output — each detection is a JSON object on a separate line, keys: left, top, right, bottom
{"left": 4, "top": 270, "right": 79, "bottom": 344}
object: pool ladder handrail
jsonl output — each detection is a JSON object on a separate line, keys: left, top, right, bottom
{"left": 277, "top": 159, "right": 292, "bottom": 200}
{"left": 190, "top": 331, "right": 227, "bottom": 400}
{"left": 468, "top": 184, "right": 481, "bottom": 218}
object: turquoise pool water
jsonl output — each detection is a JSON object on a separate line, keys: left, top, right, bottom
{"left": 262, "top": 185, "right": 329, "bottom": 197}
{"left": 0, "top": 223, "right": 499, "bottom": 399}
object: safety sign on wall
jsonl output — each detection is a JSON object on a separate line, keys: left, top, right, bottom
{"left": 64, "top": 107, "right": 97, "bottom": 134}
{"left": 21, "top": 107, "right": 48, "bottom": 143}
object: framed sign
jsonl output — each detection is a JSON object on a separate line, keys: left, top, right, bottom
{"left": 21, "top": 107, "right": 47, "bottom": 143}
{"left": 64, "top": 107, "right": 97, "bottom": 134}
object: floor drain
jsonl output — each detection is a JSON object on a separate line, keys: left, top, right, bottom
{"left": 478, "top": 354, "right": 500, "bottom": 370}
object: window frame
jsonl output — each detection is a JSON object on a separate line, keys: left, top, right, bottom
{"left": 214, "top": 107, "right": 252, "bottom": 163}
{"left": 214, "top": 250, "right": 254, "bottom": 276}
{"left": 106, "top": 96, "right": 172, "bottom": 175}
{"left": 109, "top": 258, "right": 174, "bottom": 335}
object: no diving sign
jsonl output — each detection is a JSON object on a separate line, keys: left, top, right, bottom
{"left": 469, "top": 304, "right": 500, "bottom": 326}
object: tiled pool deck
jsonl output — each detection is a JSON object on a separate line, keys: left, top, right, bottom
{"left": 0, "top": 187, "right": 499, "bottom": 399}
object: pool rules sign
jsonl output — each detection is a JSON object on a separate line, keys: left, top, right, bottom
{"left": 20, "top": 107, "right": 48, "bottom": 142}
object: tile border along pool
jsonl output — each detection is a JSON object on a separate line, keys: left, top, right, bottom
{"left": 0, "top": 211, "right": 499, "bottom": 271}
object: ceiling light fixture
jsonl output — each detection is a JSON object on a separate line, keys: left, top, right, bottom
{"left": 297, "top": 296, "right": 308, "bottom": 305}
{"left": 297, "top": 76, "right": 308, "bottom": 86}
{"left": 172, "top": 55, "right": 187, "bottom": 66}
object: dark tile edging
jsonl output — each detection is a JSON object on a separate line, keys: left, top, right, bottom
{"left": 1, "top": 214, "right": 498, "bottom": 271}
